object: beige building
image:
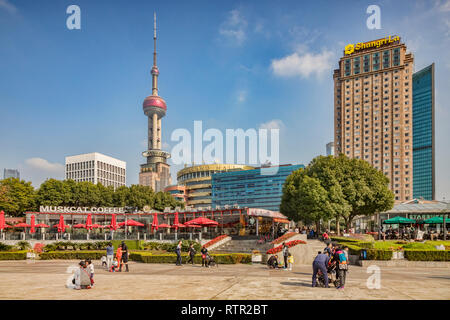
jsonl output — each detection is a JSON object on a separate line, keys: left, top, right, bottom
{"left": 334, "top": 36, "right": 414, "bottom": 202}
{"left": 177, "top": 164, "right": 254, "bottom": 209}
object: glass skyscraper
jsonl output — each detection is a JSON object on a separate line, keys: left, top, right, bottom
{"left": 412, "top": 63, "right": 435, "bottom": 200}
{"left": 211, "top": 164, "right": 304, "bottom": 211}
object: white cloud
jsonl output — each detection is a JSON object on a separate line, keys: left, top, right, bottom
{"left": 25, "top": 158, "right": 64, "bottom": 173}
{"left": 437, "top": 0, "right": 450, "bottom": 12}
{"left": 0, "top": 0, "right": 17, "bottom": 14}
{"left": 271, "top": 49, "right": 334, "bottom": 79}
{"left": 219, "top": 9, "right": 248, "bottom": 45}
{"left": 259, "top": 119, "right": 285, "bottom": 131}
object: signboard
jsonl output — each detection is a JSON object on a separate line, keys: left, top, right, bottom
{"left": 39, "top": 206, "right": 124, "bottom": 214}
{"left": 345, "top": 35, "right": 400, "bottom": 55}
{"left": 409, "top": 214, "right": 448, "bottom": 221}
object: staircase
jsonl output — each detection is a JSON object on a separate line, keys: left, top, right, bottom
{"left": 307, "top": 239, "right": 327, "bottom": 260}
{"left": 211, "top": 239, "right": 273, "bottom": 254}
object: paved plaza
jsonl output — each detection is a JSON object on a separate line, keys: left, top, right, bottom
{"left": 0, "top": 260, "right": 448, "bottom": 300}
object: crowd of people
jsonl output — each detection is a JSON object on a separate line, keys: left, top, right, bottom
{"left": 311, "top": 243, "right": 349, "bottom": 289}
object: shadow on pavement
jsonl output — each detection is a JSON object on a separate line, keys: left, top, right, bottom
{"left": 280, "top": 281, "right": 312, "bottom": 287}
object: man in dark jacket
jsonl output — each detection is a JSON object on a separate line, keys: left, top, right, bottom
{"left": 312, "top": 251, "right": 330, "bottom": 288}
{"left": 187, "top": 243, "right": 196, "bottom": 265}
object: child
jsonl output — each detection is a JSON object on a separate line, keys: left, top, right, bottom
{"left": 85, "top": 258, "right": 94, "bottom": 287}
{"left": 287, "top": 253, "right": 294, "bottom": 271}
{"left": 110, "top": 258, "right": 119, "bottom": 272}
{"left": 101, "top": 256, "right": 107, "bottom": 268}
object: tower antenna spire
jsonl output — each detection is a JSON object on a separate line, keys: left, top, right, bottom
{"left": 151, "top": 11, "right": 159, "bottom": 96}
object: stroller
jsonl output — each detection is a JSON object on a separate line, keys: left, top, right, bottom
{"left": 316, "top": 261, "right": 339, "bottom": 288}
{"left": 206, "top": 254, "right": 218, "bottom": 268}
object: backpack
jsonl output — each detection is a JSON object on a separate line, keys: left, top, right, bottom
{"left": 338, "top": 251, "right": 348, "bottom": 270}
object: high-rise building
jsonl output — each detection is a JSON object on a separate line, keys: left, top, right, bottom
{"left": 413, "top": 63, "right": 435, "bottom": 200}
{"left": 334, "top": 36, "right": 414, "bottom": 202}
{"left": 139, "top": 13, "right": 171, "bottom": 192}
{"left": 211, "top": 164, "right": 304, "bottom": 211}
{"left": 3, "top": 169, "right": 20, "bottom": 180}
{"left": 177, "top": 164, "right": 254, "bottom": 209}
{"left": 65, "top": 152, "right": 126, "bottom": 189}
{"left": 326, "top": 142, "right": 335, "bottom": 156}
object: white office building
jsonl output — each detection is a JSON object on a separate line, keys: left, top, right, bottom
{"left": 65, "top": 152, "right": 126, "bottom": 189}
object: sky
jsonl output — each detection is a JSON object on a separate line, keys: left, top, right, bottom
{"left": 0, "top": 0, "right": 449, "bottom": 200}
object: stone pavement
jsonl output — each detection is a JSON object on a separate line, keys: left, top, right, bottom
{"left": 0, "top": 260, "right": 448, "bottom": 300}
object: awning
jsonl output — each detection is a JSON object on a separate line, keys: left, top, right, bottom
{"left": 247, "top": 208, "right": 289, "bottom": 221}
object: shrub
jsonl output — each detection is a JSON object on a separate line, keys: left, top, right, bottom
{"left": 39, "top": 250, "right": 105, "bottom": 260}
{"left": 130, "top": 252, "right": 251, "bottom": 264}
{"left": 404, "top": 250, "right": 449, "bottom": 261}
{"left": 0, "top": 251, "right": 27, "bottom": 260}
{"left": 0, "top": 242, "right": 14, "bottom": 252}
{"left": 141, "top": 240, "right": 201, "bottom": 253}
{"left": 16, "top": 241, "right": 31, "bottom": 251}
{"left": 111, "top": 240, "right": 144, "bottom": 251}
{"left": 33, "top": 243, "right": 45, "bottom": 253}
{"left": 366, "top": 249, "right": 393, "bottom": 260}
{"left": 346, "top": 244, "right": 362, "bottom": 255}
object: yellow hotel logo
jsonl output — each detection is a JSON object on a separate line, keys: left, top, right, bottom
{"left": 345, "top": 36, "right": 400, "bottom": 55}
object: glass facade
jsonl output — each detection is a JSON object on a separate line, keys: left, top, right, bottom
{"left": 211, "top": 164, "right": 304, "bottom": 211}
{"left": 413, "top": 63, "right": 435, "bottom": 200}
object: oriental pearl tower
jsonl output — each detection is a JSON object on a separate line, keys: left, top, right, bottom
{"left": 139, "top": 13, "right": 171, "bottom": 192}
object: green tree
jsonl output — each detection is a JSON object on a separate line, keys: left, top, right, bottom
{"left": 96, "top": 184, "right": 114, "bottom": 207}
{"left": 36, "top": 179, "right": 72, "bottom": 207}
{"left": 281, "top": 169, "right": 334, "bottom": 231}
{"left": 281, "top": 155, "right": 394, "bottom": 235}
{"left": 0, "top": 178, "right": 36, "bottom": 216}
{"left": 126, "top": 184, "right": 154, "bottom": 210}
{"left": 112, "top": 185, "right": 129, "bottom": 207}
{"left": 153, "top": 191, "right": 181, "bottom": 212}
{"left": 70, "top": 181, "right": 101, "bottom": 207}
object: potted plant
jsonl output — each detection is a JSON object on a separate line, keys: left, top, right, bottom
{"left": 251, "top": 250, "right": 262, "bottom": 263}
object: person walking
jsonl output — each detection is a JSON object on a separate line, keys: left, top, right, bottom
{"left": 116, "top": 246, "right": 122, "bottom": 272}
{"left": 106, "top": 242, "right": 114, "bottom": 270}
{"left": 120, "top": 241, "right": 129, "bottom": 272}
{"left": 187, "top": 243, "right": 196, "bottom": 265}
{"left": 312, "top": 251, "right": 330, "bottom": 288}
{"left": 175, "top": 240, "right": 182, "bottom": 266}
{"left": 282, "top": 242, "right": 289, "bottom": 270}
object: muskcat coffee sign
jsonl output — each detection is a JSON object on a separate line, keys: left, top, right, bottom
{"left": 39, "top": 206, "right": 125, "bottom": 214}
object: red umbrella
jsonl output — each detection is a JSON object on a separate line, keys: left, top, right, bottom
{"left": 151, "top": 213, "right": 159, "bottom": 232}
{"left": 158, "top": 223, "right": 171, "bottom": 228}
{"left": 185, "top": 217, "right": 218, "bottom": 227}
{"left": 91, "top": 223, "right": 103, "bottom": 229}
{"left": 0, "top": 210, "right": 6, "bottom": 231}
{"left": 57, "top": 214, "right": 66, "bottom": 233}
{"left": 110, "top": 213, "right": 118, "bottom": 231}
{"left": 14, "top": 223, "right": 31, "bottom": 228}
{"left": 118, "top": 219, "right": 144, "bottom": 227}
{"left": 30, "top": 215, "right": 36, "bottom": 234}
{"left": 85, "top": 213, "right": 93, "bottom": 231}
{"left": 73, "top": 223, "right": 86, "bottom": 228}
{"left": 35, "top": 223, "right": 49, "bottom": 228}
{"left": 173, "top": 212, "right": 181, "bottom": 230}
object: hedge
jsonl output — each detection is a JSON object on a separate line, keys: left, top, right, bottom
{"left": 39, "top": 250, "right": 105, "bottom": 260}
{"left": 404, "top": 250, "right": 449, "bottom": 261}
{"left": 366, "top": 249, "right": 393, "bottom": 260}
{"left": 130, "top": 252, "right": 251, "bottom": 264}
{"left": 0, "top": 251, "right": 27, "bottom": 260}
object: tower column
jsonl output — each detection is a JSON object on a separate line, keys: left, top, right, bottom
{"left": 152, "top": 113, "right": 158, "bottom": 149}
{"left": 158, "top": 118, "right": 162, "bottom": 149}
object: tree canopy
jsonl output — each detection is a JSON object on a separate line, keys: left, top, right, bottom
{"left": 0, "top": 178, "right": 184, "bottom": 216}
{"left": 281, "top": 155, "right": 394, "bottom": 234}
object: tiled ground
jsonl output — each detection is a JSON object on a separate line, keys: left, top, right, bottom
{"left": 0, "top": 260, "right": 448, "bottom": 300}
